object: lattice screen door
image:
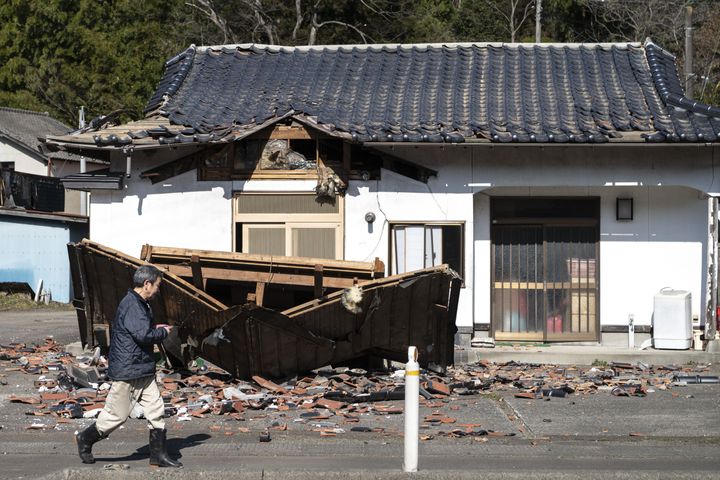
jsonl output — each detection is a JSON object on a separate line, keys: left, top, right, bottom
{"left": 491, "top": 224, "right": 598, "bottom": 341}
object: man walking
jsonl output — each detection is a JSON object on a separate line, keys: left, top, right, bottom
{"left": 75, "top": 265, "right": 182, "bottom": 468}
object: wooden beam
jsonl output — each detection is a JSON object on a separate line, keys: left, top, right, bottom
{"left": 314, "top": 265, "right": 324, "bottom": 298}
{"left": 163, "top": 264, "right": 362, "bottom": 289}
{"left": 373, "top": 258, "right": 385, "bottom": 277}
{"left": 140, "top": 244, "right": 152, "bottom": 262}
{"left": 145, "top": 245, "right": 378, "bottom": 272}
{"left": 190, "top": 255, "right": 205, "bottom": 291}
{"left": 342, "top": 141, "right": 352, "bottom": 172}
{"left": 140, "top": 148, "right": 213, "bottom": 184}
{"left": 269, "top": 125, "right": 314, "bottom": 140}
{"left": 255, "top": 282, "right": 266, "bottom": 306}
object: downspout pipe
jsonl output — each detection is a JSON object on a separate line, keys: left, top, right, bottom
{"left": 79, "top": 154, "right": 87, "bottom": 216}
{"left": 685, "top": 6, "right": 694, "bottom": 99}
{"left": 709, "top": 196, "right": 718, "bottom": 339}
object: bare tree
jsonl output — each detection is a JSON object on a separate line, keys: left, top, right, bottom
{"left": 292, "top": 0, "right": 304, "bottom": 41}
{"left": 247, "top": 0, "right": 277, "bottom": 44}
{"left": 188, "top": 0, "right": 379, "bottom": 46}
{"left": 308, "top": 0, "right": 374, "bottom": 45}
{"left": 186, "top": 0, "right": 237, "bottom": 44}
{"left": 692, "top": 2, "right": 720, "bottom": 105}
{"left": 581, "top": 0, "right": 692, "bottom": 47}
{"left": 484, "top": 0, "right": 535, "bottom": 43}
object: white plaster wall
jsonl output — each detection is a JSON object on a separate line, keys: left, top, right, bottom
{"left": 473, "top": 193, "right": 491, "bottom": 326}
{"left": 344, "top": 149, "right": 476, "bottom": 328}
{"left": 90, "top": 167, "right": 232, "bottom": 258}
{"left": 0, "top": 140, "right": 46, "bottom": 175}
{"left": 599, "top": 186, "right": 706, "bottom": 327}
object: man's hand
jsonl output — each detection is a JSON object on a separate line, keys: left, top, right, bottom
{"left": 155, "top": 324, "right": 173, "bottom": 334}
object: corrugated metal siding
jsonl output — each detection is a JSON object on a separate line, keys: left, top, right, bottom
{"left": 0, "top": 216, "right": 87, "bottom": 303}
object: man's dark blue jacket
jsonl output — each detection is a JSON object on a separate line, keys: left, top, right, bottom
{"left": 108, "top": 289, "right": 168, "bottom": 381}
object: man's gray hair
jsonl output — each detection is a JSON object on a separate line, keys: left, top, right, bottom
{"left": 133, "top": 265, "right": 163, "bottom": 288}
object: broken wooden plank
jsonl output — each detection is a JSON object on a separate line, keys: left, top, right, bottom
{"left": 190, "top": 255, "right": 205, "bottom": 291}
{"left": 314, "top": 265, "right": 324, "bottom": 298}
{"left": 255, "top": 282, "right": 266, "bottom": 307}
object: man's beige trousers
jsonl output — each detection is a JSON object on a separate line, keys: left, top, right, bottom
{"left": 96, "top": 375, "right": 165, "bottom": 435}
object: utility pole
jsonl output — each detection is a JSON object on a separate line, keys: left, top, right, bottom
{"left": 535, "top": 0, "right": 542, "bottom": 43}
{"left": 78, "top": 106, "right": 87, "bottom": 217}
{"left": 685, "top": 5, "right": 694, "bottom": 99}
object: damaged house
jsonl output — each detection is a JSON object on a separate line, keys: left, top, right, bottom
{"left": 0, "top": 107, "right": 106, "bottom": 302}
{"left": 44, "top": 40, "right": 720, "bottom": 354}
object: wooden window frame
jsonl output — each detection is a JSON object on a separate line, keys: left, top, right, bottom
{"left": 388, "top": 221, "right": 465, "bottom": 279}
{"left": 233, "top": 192, "right": 344, "bottom": 259}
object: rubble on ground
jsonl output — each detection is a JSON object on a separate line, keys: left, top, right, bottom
{"left": 1, "top": 338, "right": 716, "bottom": 437}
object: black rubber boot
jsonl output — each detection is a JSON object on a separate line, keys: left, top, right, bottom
{"left": 75, "top": 423, "right": 104, "bottom": 464}
{"left": 149, "top": 428, "right": 183, "bottom": 468}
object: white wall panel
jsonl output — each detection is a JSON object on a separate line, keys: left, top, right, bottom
{"left": 91, "top": 168, "right": 232, "bottom": 258}
{"left": 0, "top": 140, "right": 46, "bottom": 175}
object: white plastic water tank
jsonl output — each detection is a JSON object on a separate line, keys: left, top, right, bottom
{"left": 653, "top": 288, "right": 692, "bottom": 350}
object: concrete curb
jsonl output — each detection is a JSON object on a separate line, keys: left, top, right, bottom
{"left": 455, "top": 347, "right": 720, "bottom": 366}
{"left": 45, "top": 469, "right": 719, "bottom": 480}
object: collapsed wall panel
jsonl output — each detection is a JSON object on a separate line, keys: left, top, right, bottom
{"left": 68, "top": 239, "right": 460, "bottom": 380}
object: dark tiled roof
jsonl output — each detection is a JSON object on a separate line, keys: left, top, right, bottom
{"left": 59, "top": 40, "right": 720, "bottom": 148}
{"left": 0, "top": 107, "right": 85, "bottom": 161}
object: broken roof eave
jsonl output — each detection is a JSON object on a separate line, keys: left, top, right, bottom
{"left": 45, "top": 129, "right": 720, "bottom": 157}
{"left": 42, "top": 113, "right": 353, "bottom": 155}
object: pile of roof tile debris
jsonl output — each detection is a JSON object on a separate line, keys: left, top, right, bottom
{"left": 3, "top": 339, "right": 717, "bottom": 437}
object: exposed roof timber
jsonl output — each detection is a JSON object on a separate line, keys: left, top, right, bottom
{"left": 361, "top": 146, "right": 438, "bottom": 183}
{"left": 140, "top": 147, "right": 223, "bottom": 184}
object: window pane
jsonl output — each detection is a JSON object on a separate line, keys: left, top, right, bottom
{"left": 393, "top": 227, "right": 405, "bottom": 274}
{"left": 248, "top": 228, "right": 285, "bottom": 256}
{"left": 405, "top": 226, "right": 425, "bottom": 272}
{"left": 292, "top": 228, "right": 335, "bottom": 259}
{"left": 425, "top": 226, "right": 442, "bottom": 267}
{"left": 441, "top": 225, "right": 462, "bottom": 273}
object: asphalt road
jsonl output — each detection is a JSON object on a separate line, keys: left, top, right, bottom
{"left": 0, "top": 309, "right": 78, "bottom": 345}
{"left": 1, "top": 309, "right": 719, "bottom": 480}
